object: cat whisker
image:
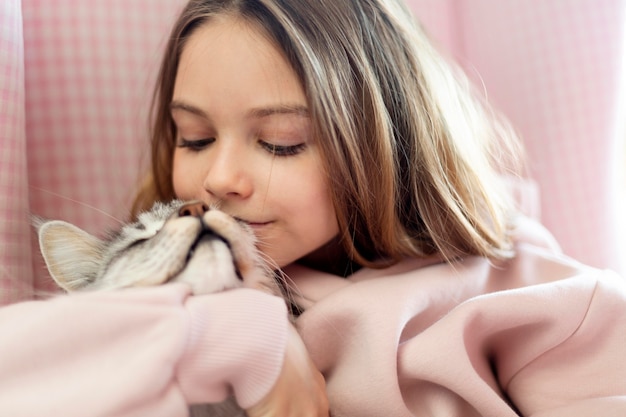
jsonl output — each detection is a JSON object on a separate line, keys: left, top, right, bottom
{"left": 251, "top": 250, "right": 306, "bottom": 316}
{"left": 29, "top": 186, "right": 125, "bottom": 226}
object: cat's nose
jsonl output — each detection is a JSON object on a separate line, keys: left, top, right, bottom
{"left": 178, "top": 201, "right": 209, "bottom": 218}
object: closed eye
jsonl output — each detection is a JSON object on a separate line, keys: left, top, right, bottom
{"left": 259, "top": 141, "right": 306, "bottom": 157}
{"left": 177, "top": 138, "right": 215, "bottom": 152}
{"left": 119, "top": 222, "right": 161, "bottom": 251}
{"left": 124, "top": 237, "right": 148, "bottom": 251}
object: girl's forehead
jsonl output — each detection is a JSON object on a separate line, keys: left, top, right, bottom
{"left": 172, "top": 14, "right": 309, "bottom": 124}
{"left": 183, "top": 14, "right": 278, "bottom": 55}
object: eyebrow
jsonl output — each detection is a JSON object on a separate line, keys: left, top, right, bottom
{"left": 170, "top": 101, "right": 208, "bottom": 118}
{"left": 170, "top": 100, "right": 309, "bottom": 119}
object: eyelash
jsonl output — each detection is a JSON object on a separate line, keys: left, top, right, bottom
{"left": 177, "top": 138, "right": 306, "bottom": 157}
{"left": 259, "top": 142, "right": 306, "bottom": 157}
{"left": 177, "top": 138, "right": 215, "bottom": 151}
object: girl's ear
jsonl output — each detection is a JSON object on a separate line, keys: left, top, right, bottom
{"left": 36, "top": 220, "right": 105, "bottom": 292}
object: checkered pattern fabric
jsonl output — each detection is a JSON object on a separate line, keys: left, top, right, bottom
{"left": 0, "top": 0, "right": 34, "bottom": 304}
{"left": 22, "top": 0, "right": 186, "bottom": 296}
{"left": 410, "top": 0, "right": 626, "bottom": 274}
{"left": 0, "top": 0, "right": 624, "bottom": 304}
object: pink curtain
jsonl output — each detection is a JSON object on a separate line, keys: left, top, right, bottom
{"left": 21, "top": 0, "right": 186, "bottom": 296}
{"left": 0, "top": 0, "right": 33, "bottom": 304}
{"left": 409, "top": 0, "right": 626, "bottom": 274}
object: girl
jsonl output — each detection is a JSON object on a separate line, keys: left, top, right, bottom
{"left": 1, "top": 0, "right": 625, "bottom": 416}
{"left": 129, "top": 0, "right": 626, "bottom": 415}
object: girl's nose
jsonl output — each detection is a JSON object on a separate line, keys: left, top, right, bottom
{"left": 203, "top": 144, "right": 253, "bottom": 200}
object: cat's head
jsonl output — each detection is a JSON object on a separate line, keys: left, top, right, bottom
{"left": 36, "top": 200, "right": 275, "bottom": 295}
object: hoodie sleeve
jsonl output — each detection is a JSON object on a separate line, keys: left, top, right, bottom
{"left": 395, "top": 269, "right": 626, "bottom": 417}
{"left": 502, "top": 270, "right": 626, "bottom": 416}
{"left": 0, "top": 284, "right": 288, "bottom": 417}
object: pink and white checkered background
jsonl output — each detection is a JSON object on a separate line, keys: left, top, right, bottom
{"left": 22, "top": 0, "right": 187, "bottom": 298}
{"left": 409, "top": 0, "right": 626, "bottom": 274}
{"left": 0, "top": 0, "right": 34, "bottom": 303}
{"left": 1, "top": 0, "right": 625, "bottom": 304}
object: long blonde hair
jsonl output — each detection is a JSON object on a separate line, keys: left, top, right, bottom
{"left": 132, "top": 0, "right": 522, "bottom": 267}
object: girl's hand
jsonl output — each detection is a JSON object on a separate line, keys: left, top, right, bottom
{"left": 246, "top": 324, "right": 329, "bottom": 417}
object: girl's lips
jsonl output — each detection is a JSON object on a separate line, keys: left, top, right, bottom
{"left": 246, "top": 221, "right": 271, "bottom": 229}
{"left": 234, "top": 217, "right": 272, "bottom": 228}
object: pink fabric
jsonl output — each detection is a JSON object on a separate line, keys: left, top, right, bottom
{"left": 408, "top": 0, "right": 626, "bottom": 274}
{"left": 21, "top": 0, "right": 187, "bottom": 294}
{"left": 0, "top": 216, "right": 624, "bottom": 415}
{"left": 286, "top": 216, "right": 626, "bottom": 416}
{"left": 0, "top": 285, "right": 289, "bottom": 415}
{"left": 0, "top": 0, "right": 34, "bottom": 305}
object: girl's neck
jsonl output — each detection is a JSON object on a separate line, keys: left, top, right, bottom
{"left": 297, "top": 236, "right": 361, "bottom": 278}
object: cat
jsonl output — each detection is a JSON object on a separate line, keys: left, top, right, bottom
{"left": 36, "top": 199, "right": 284, "bottom": 417}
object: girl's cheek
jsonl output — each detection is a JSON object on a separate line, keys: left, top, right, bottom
{"left": 171, "top": 153, "right": 190, "bottom": 198}
{"left": 175, "top": 161, "right": 209, "bottom": 201}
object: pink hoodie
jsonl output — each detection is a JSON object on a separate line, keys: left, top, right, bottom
{"left": 287, "top": 217, "right": 626, "bottom": 416}
{"left": 1, "top": 215, "right": 625, "bottom": 416}
{"left": 0, "top": 287, "right": 289, "bottom": 416}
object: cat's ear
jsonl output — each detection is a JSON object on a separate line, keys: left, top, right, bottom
{"left": 36, "top": 220, "right": 105, "bottom": 292}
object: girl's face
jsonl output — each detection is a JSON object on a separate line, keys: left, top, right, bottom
{"left": 171, "top": 16, "right": 339, "bottom": 269}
